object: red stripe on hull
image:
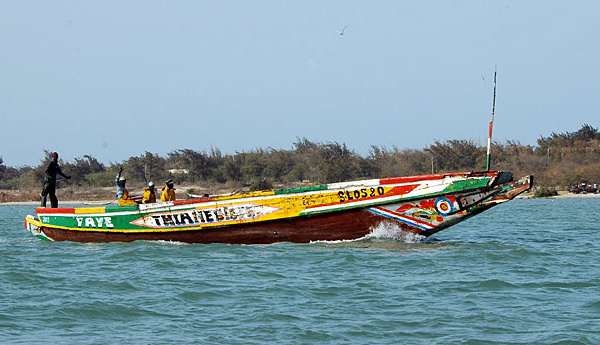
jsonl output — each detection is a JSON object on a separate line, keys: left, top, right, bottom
{"left": 173, "top": 198, "right": 212, "bottom": 206}
{"left": 386, "top": 184, "right": 420, "bottom": 195}
{"left": 379, "top": 171, "right": 496, "bottom": 185}
{"left": 36, "top": 207, "right": 76, "bottom": 214}
{"left": 39, "top": 209, "right": 423, "bottom": 244}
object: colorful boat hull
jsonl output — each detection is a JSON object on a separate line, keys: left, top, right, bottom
{"left": 24, "top": 171, "right": 532, "bottom": 244}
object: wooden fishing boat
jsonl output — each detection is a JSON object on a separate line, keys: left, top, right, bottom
{"left": 24, "top": 171, "right": 532, "bottom": 244}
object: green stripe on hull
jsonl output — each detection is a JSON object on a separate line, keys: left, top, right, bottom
{"left": 105, "top": 205, "right": 139, "bottom": 213}
{"left": 442, "top": 177, "right": 490, "bottom": 193}
{"left": 36, "top": 234, "right": 53, "bottom": 241}
{"left": 274, "top": 185, "right": 328, "bottom": 194}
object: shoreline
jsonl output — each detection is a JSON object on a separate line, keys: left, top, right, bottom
{"left": 546, "top": 190, "right": 600, "bottom": 198}
{"left": 1, "top": 200, "right": 117, "bottom": 206}
{"left": 3, "top": 190, "right": 600, "bottom": 206}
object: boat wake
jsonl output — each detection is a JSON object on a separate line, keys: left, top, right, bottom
{"left": 362, "top": 221, "right": 426, "bottom": 243}
{"left": 152, "top": 240, "right": 189, "bottom": 246}
{"left": 312, "top": 221, "right": 426, "bottom": 245}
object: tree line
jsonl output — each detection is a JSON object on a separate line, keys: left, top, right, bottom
{"left": 1, "top": 124, "right": 599, "bottom": 191}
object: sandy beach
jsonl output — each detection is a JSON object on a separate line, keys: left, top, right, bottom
{"left": 0, "top": 183, "right": 225, "bottom": 205}
{"left": 547, "top": 190, "right": 600, "bottom": 198}
{"left": 0, "top": 200, "right": 118, "bottom": 206}
{"left": 2, "top": 189, "right": 599, "bottom": 206}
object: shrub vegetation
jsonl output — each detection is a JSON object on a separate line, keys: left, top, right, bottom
{"left": 1, "top": 124, "right": 599, "bottom": 191}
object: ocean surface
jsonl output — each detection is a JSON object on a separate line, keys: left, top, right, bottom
{"left": 1, "top": 198, "right": 599, "bottom": 344}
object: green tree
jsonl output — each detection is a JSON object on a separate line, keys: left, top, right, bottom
{"left": 124, "top": 152, "right": 167, "bottom": 185}
{"left": 427, "top": 139, "right": 483, "bottom": 172}
{"left": 313, "top": 142, "right": 357, "bottom": 183}
{"left": 168, "top": 149, "right": 223, "bottom": 182}
{"left": 264, "top": 149, "right": 295, "bottom": 181}
{"left": 221, "top": 155, "right": 242, "bottom": 181}
{"left": 62, "top": 155, "right": 105, "bottom": 186}
{"left": 239, "top": 151, "right": 267, "bottom": 185}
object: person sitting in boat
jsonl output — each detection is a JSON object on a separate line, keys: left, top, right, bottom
{"left": 142, "top": 182, "right": 157, "bottom": 204}
{"left": 40, "top": 151, "right": 71, "bottom": 208}
{"left": 161, "top": 179, "right": 176, "bottom": 202}
{"left": 116, "top": 166, "right": 137, "bottom": 206}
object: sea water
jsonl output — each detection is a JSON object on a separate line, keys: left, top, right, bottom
{"left": 1, "top": 199, "right": 599, "bottom": 344}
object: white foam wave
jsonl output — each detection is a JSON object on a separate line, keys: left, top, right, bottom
{"left": 362, "top": 221, "right": 426, "bottom": 243}
{"left": 311, "top": 221, "right": 426, "bottom": 245}
{"left": 310, "top": 237, "right": 366, "bottom": 245}
{"left": 153, "top": 240, "right": 189, "bottom": 246}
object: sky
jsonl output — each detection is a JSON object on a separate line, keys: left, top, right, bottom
{"left": 1, "top": 1, "right": 598, "bottom": 167}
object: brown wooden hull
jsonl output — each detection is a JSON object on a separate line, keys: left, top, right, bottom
{"left": 40, "top": 209, "right": 398, "bottom": 244}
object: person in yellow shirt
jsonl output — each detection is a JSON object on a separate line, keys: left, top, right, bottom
{"left": 116, "top": 167, "right": 137, "bottom": 206}
{"left": 142, "top": 182, "right": 157, "bottom": 204}
{"left": 161, "top": 179, "right": 176, "bottom": 202}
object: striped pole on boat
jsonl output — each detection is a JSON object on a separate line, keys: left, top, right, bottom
{"left": 486, "top": 65, "right": 497, "bottom": 171}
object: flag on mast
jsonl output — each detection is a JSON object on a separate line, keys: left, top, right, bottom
{"left": 486, "top": 65, "right": 497, "bottom": 171}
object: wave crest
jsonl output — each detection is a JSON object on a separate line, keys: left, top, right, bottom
{"left": 363, "top": 221, "right": 426, "bottom": 243}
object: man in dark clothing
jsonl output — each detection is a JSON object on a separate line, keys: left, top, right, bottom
{"left": 41, "top": 152, "right": 71, "bottom": 208}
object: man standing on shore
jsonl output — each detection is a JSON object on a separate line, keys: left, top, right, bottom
{"left": 40, "top": 152, "right": 71, "bottom": 208}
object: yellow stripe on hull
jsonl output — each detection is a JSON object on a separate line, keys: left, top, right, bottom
{"left": 74, "top": 207, "right": 106, "bottom": 214}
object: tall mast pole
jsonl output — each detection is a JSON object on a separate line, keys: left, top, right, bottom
{"left": 486, "top": 65, "right": 497, "bottom": 171}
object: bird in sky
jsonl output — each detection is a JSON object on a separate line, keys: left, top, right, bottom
{"left": 338, "top": 25, "right": 347, "bottom": 35}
